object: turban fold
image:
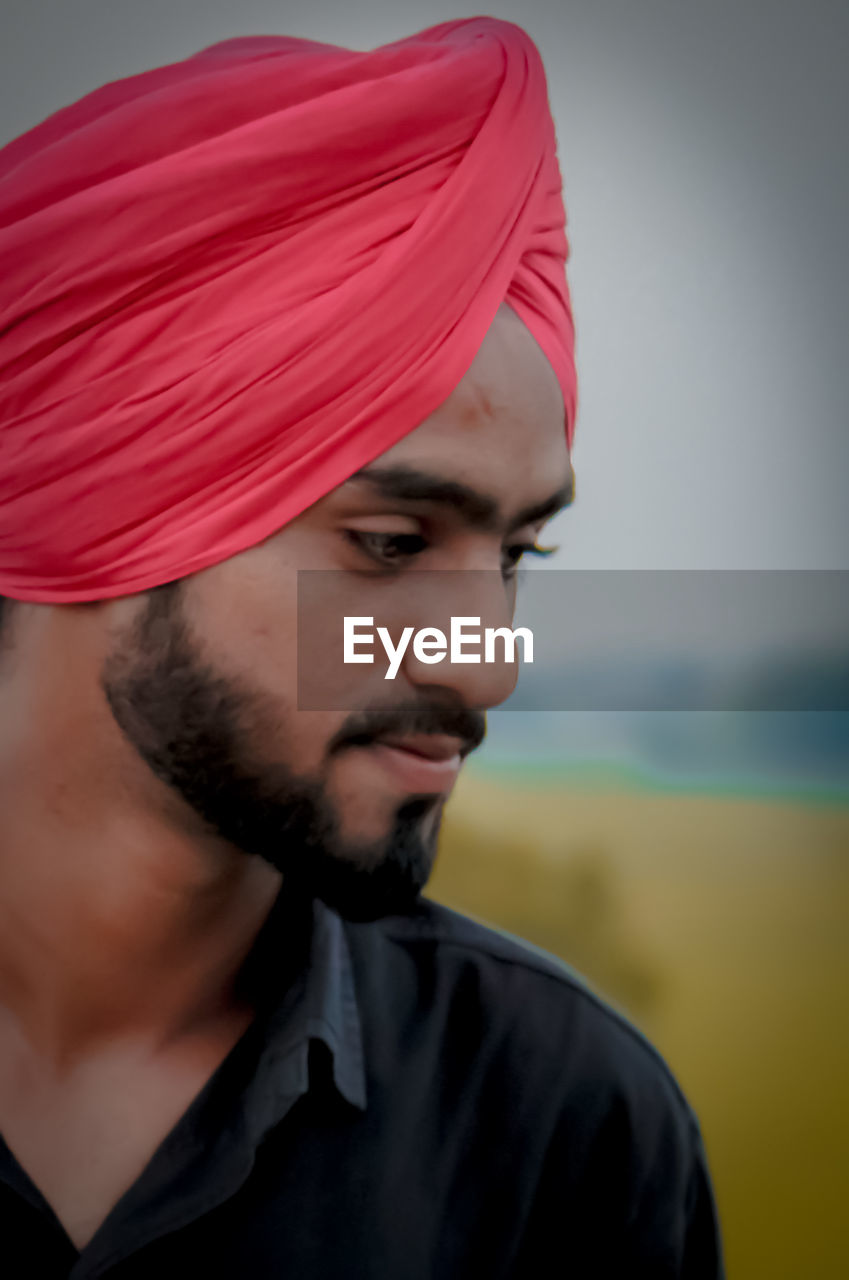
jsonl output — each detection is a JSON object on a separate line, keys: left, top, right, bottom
{"left": 0, "top": 17, "right": 577, "bottom": 603}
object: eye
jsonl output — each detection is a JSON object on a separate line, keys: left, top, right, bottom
{"left": 501, "top": 542, "right": 559, "bottom": 579}
{"left": 346, "top": 530, "right": 429, "bottom": 567}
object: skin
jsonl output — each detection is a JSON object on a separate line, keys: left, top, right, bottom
{"left": 0, "top": 302, "right": 573, "bottom": 1248}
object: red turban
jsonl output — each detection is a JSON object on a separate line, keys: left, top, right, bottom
{"left": 0, "top": 17, "right": 577, "bottom": 603}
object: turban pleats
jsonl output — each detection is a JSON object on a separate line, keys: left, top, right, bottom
{"left": 0, "top": 18, "right": 576, "bottom": 602}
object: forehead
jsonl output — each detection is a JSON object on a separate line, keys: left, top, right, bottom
{"left": 371, "top": 304, "right": 571, "bottom": 497}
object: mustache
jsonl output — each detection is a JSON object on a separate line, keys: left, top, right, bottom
{"left": 329, "top": 697, "right": 487, "bottom": 759}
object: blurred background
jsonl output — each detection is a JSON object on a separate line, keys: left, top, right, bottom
{"left": 2, "top": 1, "right": 847, "bottom": 1275}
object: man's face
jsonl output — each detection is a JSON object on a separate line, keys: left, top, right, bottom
{"left": 100, "top": 306, "right": 573, "bottom": 921}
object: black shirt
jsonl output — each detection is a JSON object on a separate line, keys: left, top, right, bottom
{"left": 0, "top": 887, "right": 725, "bottom": 1278}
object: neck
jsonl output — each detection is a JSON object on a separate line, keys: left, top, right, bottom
{"left": 0, "top": 702, "right": 282, "bottom": 1067}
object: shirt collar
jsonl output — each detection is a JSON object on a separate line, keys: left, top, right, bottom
{"left": 246, "top": 887, "right": 367, "bottom": 1115}
{"left": 296, "top": 894, "right": 367, "bottom": 1112}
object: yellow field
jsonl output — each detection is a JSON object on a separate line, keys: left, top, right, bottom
{"left": 428, "top": 773, "right": 849, "bottom": 1279}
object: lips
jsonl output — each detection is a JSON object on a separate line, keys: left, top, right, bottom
{"left": 377, "top": 734, "right": 467, "bottom": 762}
{"left": 359, "top": 733, "right": 466, "bottom": 794}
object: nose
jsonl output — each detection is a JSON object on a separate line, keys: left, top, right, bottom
{"left": 397, "top": 570, "right": 521, "bottom": 711}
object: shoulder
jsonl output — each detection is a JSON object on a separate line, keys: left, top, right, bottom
{"left": 346, "top": 896, "right": 699, "bottom": 1138}
{"left": 344, "top": 899, "right": 723, "bottom": 1273}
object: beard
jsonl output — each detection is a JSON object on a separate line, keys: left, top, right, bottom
{"left": 100, "top": 581, "right": 484, "bottom": 922}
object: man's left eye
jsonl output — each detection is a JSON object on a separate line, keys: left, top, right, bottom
{"left": 347, "top": 530, "right": 428, "bottom": 565}
{"left": 501, "top": 543, "right": 556, "bottom": 577}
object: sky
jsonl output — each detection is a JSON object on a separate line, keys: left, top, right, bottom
{"left": 1, "top": 0, "right": 847, "bottom": 572}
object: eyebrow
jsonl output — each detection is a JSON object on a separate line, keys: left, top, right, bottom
{"left": 346, "top": 464, "right": 575, "bottom": 532}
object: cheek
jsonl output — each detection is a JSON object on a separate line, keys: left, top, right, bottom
{"left": 246, "top": 699, "right": 353, "bottom": 778}
{"left": 180, "top": 568, "right": 341, "bottom": 770}
{"left": 187, "top": 557, "right": 299, "bottom": 678}
{"left": 275, "top": 709, "right": 348, "bottom": 775}
{"left": 181, "top": 531, "right": 362, "bottom": 772}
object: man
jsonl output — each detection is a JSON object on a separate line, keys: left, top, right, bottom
{"left": 0, "top": 17, "right": 724, "bottom": 1278}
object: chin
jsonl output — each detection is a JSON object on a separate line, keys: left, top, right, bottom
{"left": 337, "top": 800, "right": 438, "bottom": 860}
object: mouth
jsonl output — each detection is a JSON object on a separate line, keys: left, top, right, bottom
{"left": 355, "top": 733, "right": 466, "bottom": 795}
